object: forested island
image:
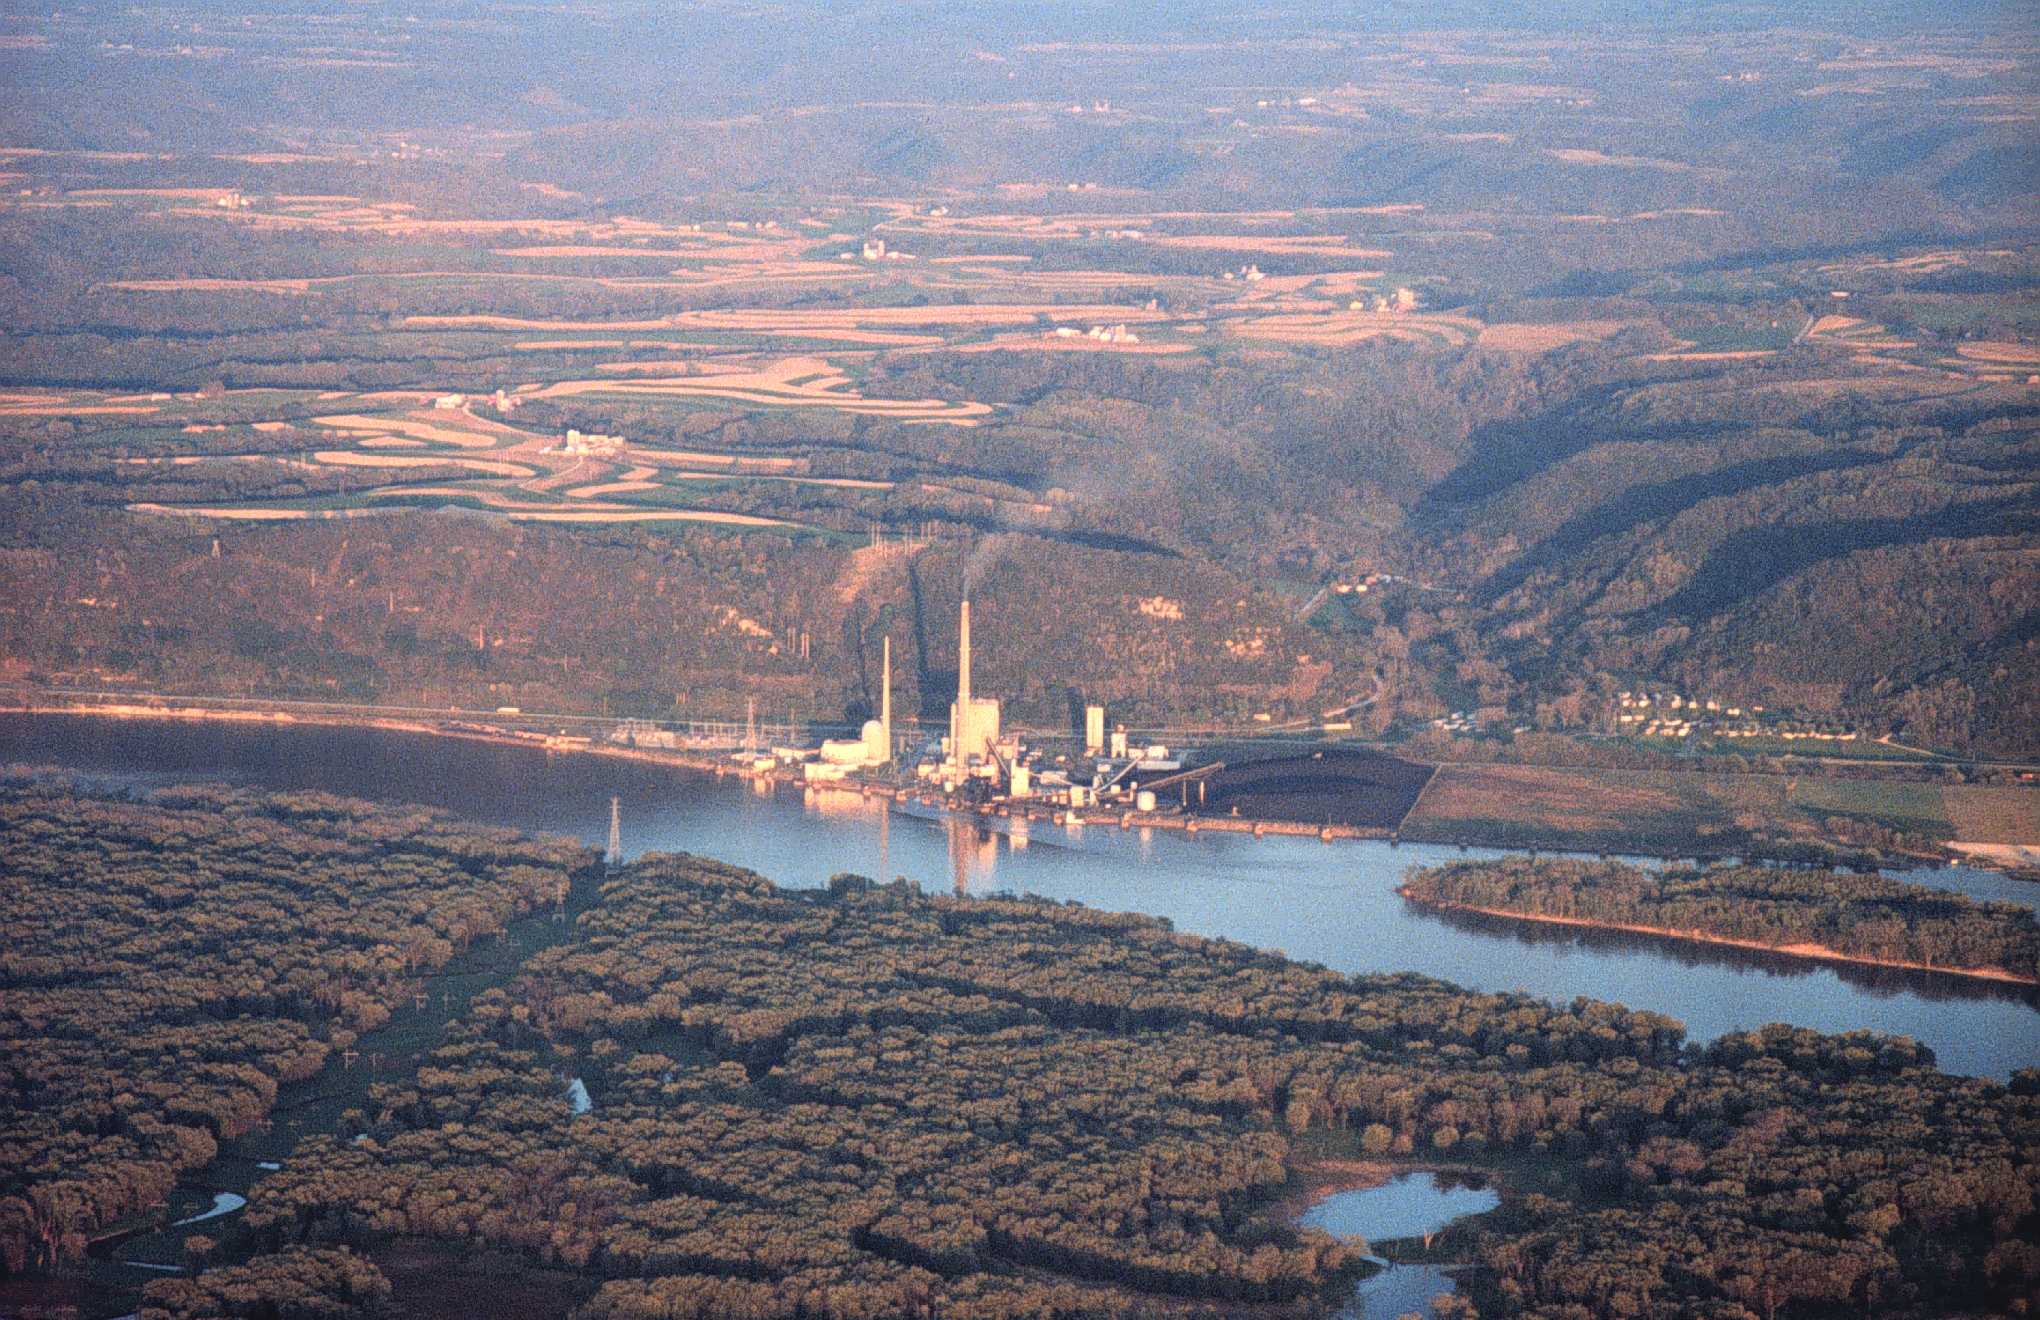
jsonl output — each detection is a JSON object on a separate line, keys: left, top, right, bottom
{"left": 1401, "top": 858, "right": 2040, "bottom": 984}
{"left": 6, "top": 784, "right": 2038, "bottom": 1318}
{"left": 0, "top": 782, "right": 587, "bottom": 1279}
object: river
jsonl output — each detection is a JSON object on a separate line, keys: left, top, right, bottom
{"left": 6, "top": 712, "right": 2035, "bottom": 1079}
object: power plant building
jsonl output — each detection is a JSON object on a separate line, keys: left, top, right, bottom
{"left": 949, "top": 599, "right": 1001, "bottom": 765}
{"left": 818, "top": 637, "right": 894, "bottom": 768}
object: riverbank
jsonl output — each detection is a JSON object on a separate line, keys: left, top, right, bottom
{"left": 7, "top": 702, "right": 2033, "bottom": 1081}
{"left": 1397, "top": 887, "right": 2040, "bottom": 987}
{"left": 5, "top": 692, "right": 2029, "bottom": 873}
{"left": 0, "top": 694, "right": 1399, "bottom": 841}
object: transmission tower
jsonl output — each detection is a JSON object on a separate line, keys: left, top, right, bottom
{"left": 605, "top": 796, "right": 622, "bottom": 869}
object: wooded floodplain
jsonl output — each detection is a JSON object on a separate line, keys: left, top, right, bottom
{"left": 7, "top": 791, "right": 2031, "bottom": 1313}
{"left": 0, "top": 782, "right": 585, "bottom": 1279}
{"left": 6, "top": 787, "right": 2029, "bottom": 1318}
{"left": 1401, "top": 857, "right": 2040, "bottom": 983}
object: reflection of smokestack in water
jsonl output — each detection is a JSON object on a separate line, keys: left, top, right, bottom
{"left": 946, "top": 816, "right": 998, "bottom": 895}
{"left": 949, "top": 816, "right": 971, "bottom": 895}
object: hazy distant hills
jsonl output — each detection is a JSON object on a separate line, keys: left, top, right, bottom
{"left": 0, "top": 1, "right": 2033, "bottom": 758}
{"left": 5, "top": 2, "right": 2033, "bottom": 223}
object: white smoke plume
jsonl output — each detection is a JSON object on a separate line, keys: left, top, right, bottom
{"left": 961, "top": 532, "right": 1020, "bottom": 595}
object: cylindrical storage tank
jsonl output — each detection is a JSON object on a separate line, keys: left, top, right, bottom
{"left": 1135, "top": 790, "right": 1157, "bottom": 812}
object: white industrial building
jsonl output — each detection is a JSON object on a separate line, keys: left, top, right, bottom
{"left": 817, "top": 637, "right": 894, "bottom": 770}
{"left": 948, "top": 599, "right": 1002, "bottom": 767}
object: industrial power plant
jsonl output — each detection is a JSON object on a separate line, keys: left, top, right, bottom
{"left": 600, "top": 595, "right": 1237, "bottom": 828}
{"left": 885, "top": 598, "right": 1200, "bottom": 814}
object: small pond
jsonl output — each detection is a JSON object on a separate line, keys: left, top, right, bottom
{"left": 1302, "top": 1171, "right": 1498, "bottom": 1244}
{"left": 171, "top": 1191, "right": 246, "bottom": 1228}
{"left": 1301, "top": 1171, "right": 1500, "bottom": 1319}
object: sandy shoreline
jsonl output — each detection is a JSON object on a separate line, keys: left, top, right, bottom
{"left": 1397, "top": 888, "right": 2037, "bottom": 987}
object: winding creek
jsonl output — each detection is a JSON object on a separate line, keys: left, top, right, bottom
{"left": 6, "top": 712, "right": 2036, "bottom": 1081}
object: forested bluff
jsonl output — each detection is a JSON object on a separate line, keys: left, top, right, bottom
{"left": 7, "top": 329, "right": 2036, "bottom": 760}
{"left": 0, "top": 784, "right": 2033, "bottom": 1319}
{"left": 1401, "top": 858, "right": 2040, "bottom": 984}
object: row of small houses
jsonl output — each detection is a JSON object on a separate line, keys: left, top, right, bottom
{"left": 1626, "top": 716, "right": 1862, "bottom": 742}
{"left": 1617, "top": 690, "right": 1755, "bottom": 716}
{"left": 1718, "top": 725, "right": 1862, "bottom": 742}
{"left": 1614, "top": 693, "right": 1865, "bottom": 742}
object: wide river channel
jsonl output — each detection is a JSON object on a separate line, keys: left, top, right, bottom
{"left": 7, "top": 713, "right": 2036, "bottom": 1079}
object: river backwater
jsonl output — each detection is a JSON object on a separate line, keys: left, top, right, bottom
{"left": 1302, "top": 1174, "right": 1499, "bottom": 1244}
{"left": 1301, "top": 1173, "right": 1501, "bottom": 1320}
{"left": 6, "top": 713, "right": 2035, "bottom": 1079}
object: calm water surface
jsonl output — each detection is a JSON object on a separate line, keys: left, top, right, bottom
{"left": 6, "top": 713, "right": 2035, "bottom": 1078}
{"left": 1302, "top": 1173, "right": 1499, "bottom": 1319}
{"left": 1303, "top": 1173, "right": 1499, "bottom": 1244}
{"left": 1343, "top": 1260, "right": 1462, "bottom": 1320}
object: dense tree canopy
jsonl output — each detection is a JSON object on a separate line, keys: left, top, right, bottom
{"left": 0, "top": 783, "right": 584, "bottom": 1275}
{"left": 141, "top": 1246, "right": 391, "bottom": 1320}
{"left": 9, "top": 791, "right": 2034, "bottom": 1317}
{"left": 235, "top": 854, "right": 2034, "bottom": 1319}
{"left": 1402, "top": 858, "right": 2040, "bottom": 981}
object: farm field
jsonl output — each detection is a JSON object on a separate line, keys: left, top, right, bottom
{"left": 1943, "top": 783, "right": 2040, "bottom": 846}
{"left": 7, "top": 152, "right": 2029, "bottom": 553}
{"left": 0, "top": 2, "right": 2032, "bottom": 766}
{"left": 1399, "top": 764, "right": 2040, "bottom": 858}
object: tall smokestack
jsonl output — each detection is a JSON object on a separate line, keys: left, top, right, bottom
{"left": 957, "top": 598, "right": 972, "bottom": 712}
{"left": 881, "top": 635, "right": 892, "bottom": 748}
